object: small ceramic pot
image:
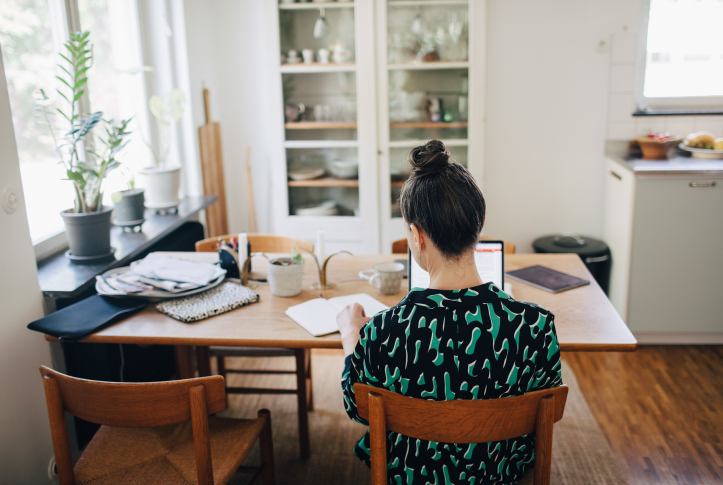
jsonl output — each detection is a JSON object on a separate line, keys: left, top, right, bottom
{"left": 112, "top": 188, "right": 145, "bottom": 222}
{"left": 267, "top": 258, "right": 304, "bottom": 297}
{"left": 139, "top": 166, "right": 181, "bottom": 209}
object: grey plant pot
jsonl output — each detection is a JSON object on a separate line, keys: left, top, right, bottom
{"left": 267, "top": 259, "right": 304, "bottom": 297}
{"left": 60, "top": 205, "right": 114, "bottom": 258}
{"left": 113, "top": 189, "right": 145, "bottom": 222}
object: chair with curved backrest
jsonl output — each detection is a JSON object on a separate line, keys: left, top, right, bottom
{"left": 391, "top": 237, "right": 517, "bottom": 254}
{"left": 40, "top": 365, "right": 274, "bottom": 485}
{"left": 355, "top": 383, "right": 568, "bottom": 485}
{"left": 195, "top": 233, "right": 314, "bottom": 459}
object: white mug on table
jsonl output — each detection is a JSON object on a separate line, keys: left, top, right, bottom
{"left": 359, "top": 262, "right": 405, "bottom": 295}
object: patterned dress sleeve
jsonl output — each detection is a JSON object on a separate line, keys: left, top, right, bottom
{"left": 341, "top": 312, "right": 386, "bottom": 425}
{"left": 528, "top": 310, "right": 563, "bottom": 392}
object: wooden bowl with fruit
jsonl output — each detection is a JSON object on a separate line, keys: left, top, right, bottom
{"left": 636, "top": 132, "right": 682, "bottom": 160}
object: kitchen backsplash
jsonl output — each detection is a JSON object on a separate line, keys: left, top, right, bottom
{"left": 606, "top": 32, "right": 723, "bottom": 140}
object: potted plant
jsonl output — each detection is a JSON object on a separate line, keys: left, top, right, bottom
{"left": 266, "top": 248, "right": 304, "bottom": 297}
{"left": 111, "top": 170, "right": 145, "bottom": 229}
{"left": 35, "top": 31, "right": 132, "bottom": 261}
{"left": 140, "top": 89, "right": 186, "bottom": 210}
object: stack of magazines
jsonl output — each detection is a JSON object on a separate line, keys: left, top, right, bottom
{"left": 96, "top": 253, "right": 226, "bottom": 299}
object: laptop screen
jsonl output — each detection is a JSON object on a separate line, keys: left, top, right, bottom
{"left": 408, "top": 240, "right": 505, "bottom": 290}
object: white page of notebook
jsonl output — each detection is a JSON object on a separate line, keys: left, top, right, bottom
{"left": 285, "top": 293, "right": 389, "bottom": 337}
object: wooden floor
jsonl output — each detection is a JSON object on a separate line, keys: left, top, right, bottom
{"left": 565, "top": 346, "right": 723, "bottom": 485}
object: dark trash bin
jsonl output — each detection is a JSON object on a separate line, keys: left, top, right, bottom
{"left": 532, "top": 233, "right": 611, "bottom": 295}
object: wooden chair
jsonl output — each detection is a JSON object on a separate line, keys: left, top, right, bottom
{"left": 195, "top": 233, "right": 314, "bottom": 254}
{"left": 391, "top": 237, "right": 517, "bottom": 254}
{"left": 40, "top": 366, "right": 274, "bottom": 485}
{"left": 355, "top": 383, "right": 568, "bottom": 485}
{"left": 195, "top": 233, "right": 314, "bottom": 459}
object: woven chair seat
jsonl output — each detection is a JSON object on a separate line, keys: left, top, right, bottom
{"left": 73, "top": 417, "right": 265, "bottom": 485}
{"left": 208, "top": 347, "right": 296, "bottom": 358}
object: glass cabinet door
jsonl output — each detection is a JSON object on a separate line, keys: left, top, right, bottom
{"left": 278, "top": 3, "right": 359, "bottom": 219}
{"left": 384, "top": 0, "right": 471, "bottom": 220}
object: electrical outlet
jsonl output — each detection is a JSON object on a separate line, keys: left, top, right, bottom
{"left": 47, "top": 456, "right": 57, "bottom": 480}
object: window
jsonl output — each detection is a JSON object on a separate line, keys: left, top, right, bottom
{"left": 0, "top": 0, "right": 148, "bottom": 249}
{"left": 638, "top": 0, "right": 723, "bottom": 109}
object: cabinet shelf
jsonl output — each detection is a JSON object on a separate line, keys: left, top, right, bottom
{"left": 388, "top": 61, "right": 469, "bottom": 71}
{"left": 285, "top": 122, "right": 358, "bottom": 130}
{"left": 284, "top": 140, "right": 359, "bottom": 149}
{"left": 388, "top": 0, "right": 468, "bottom": 6}
{"left": 388, "top": 139, "right": 468, "bottom": 148}
{"left": 279, "top": 2, "right": 355, "bottom": 10}
{"left": 280, "top": 63, "right": 356, "bottom": 74}
{"left": 390, "top": 122, "right": 468, "bottom": 129}
{"left": 288, "top": 177, "right": 358, "bottom": 188}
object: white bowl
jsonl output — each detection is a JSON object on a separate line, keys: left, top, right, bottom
{"left": 289, "top": 168, "right": 325, "bottom": 181}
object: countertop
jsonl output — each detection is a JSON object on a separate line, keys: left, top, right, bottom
{"left": 605, "top": 140, "right": 723, "bottom": 175}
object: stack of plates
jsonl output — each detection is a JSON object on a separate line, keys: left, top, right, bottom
{"left": 330, "top": 159, "right": 358, "bottom": 179}
{"left": 296, "top": 200, "right": 338, "bottom": 216}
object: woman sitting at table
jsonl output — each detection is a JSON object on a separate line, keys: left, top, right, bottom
{"left": 337, "top": 140, "right": 563, "bottom": 485}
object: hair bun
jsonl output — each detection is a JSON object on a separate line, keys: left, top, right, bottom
{"left": 408, "top": 140, "right": 451, "bottom": 176}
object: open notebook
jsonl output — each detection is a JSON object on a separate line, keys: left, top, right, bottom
{"left": 285, "top": 293, "right": 389, "bottom": 337}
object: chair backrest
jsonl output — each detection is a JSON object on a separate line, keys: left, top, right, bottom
{"left": 391, "top": 237, "right": 517, "bottom": 254}
{"left": 196, "top": 233, "right": 314, "bottom": 254}
{"left": 355, "top": 383, "right": 568, "bottom": 485}
{"left": 40, "top": 366, "right": 227, "bottom": 485}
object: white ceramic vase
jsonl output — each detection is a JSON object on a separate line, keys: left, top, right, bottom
{"left": 267, "top": 259, "right": 304, "bottom": 297}
{"left": 139, "top": 166, "right": 181, "bottom": 209}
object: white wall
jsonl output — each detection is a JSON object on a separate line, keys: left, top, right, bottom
{"left": 183, "top": 0, "right": 274, "bottom": 234}
{"left": 483, "top": 0, "right": 628, "bottom": 252}
{"left": 0, "top": 50, "right": 55, "bottom": 483}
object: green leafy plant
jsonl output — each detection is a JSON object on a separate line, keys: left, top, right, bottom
{"left": 35, "top": 30, "right": 131, "bottom": 213}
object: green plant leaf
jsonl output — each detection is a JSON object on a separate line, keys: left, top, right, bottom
{"left": 74, "top": 77, "right": 88, "bottom": 89}
{"left": 73, "top": 89, "right": 85, "bottom": 102}
{"left": 55, "top": 76, "right": 72, "bottom": 90}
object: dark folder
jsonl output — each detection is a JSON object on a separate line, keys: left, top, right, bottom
{"left": 27, "top": 295, "right": 145, "bottom": 341}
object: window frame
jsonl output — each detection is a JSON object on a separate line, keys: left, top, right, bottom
{"left": 635, "top": 0, "right": 723, "bottom": 112}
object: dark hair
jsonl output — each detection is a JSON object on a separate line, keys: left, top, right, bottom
{"left": 399, "top": 140, "right": 486, "bottom": 258}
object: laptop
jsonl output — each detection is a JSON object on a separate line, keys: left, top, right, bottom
{"left": 408, "top": 240, "right": 505, "bottom": 291}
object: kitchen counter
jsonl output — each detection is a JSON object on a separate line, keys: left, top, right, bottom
{"left": 605, "top": 140, "right": 723, "bottom": 175}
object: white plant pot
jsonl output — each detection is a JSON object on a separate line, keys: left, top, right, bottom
{"left": 267, "top": 259, "right": 304, "bottom": 297}
{"left": 139, "top": 166, "right": 181, "bottom": 209}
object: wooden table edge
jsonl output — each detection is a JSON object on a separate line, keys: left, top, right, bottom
{"left": 44, "top": 334, "right": 638, "bottom": 352}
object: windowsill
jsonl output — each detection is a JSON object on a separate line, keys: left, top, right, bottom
{"left": 34, "top": 230, "right": 69, "bottom": 262}
{"left": 633, "top": 109, "right": 723, "bottom": 117}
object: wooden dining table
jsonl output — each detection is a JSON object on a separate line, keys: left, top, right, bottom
{"left": 45, "top": 252, "right": 637, "bottom": 378}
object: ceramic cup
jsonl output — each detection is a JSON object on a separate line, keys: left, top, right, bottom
{"left": 318, "top": 48, "right": 330, "bottom": 64}
{"left": 359, "top": 262, "right": 405, "bottom": 295}
{"left": 287, "top": 49, "right": 299, "bottom": 63}
{"left": 302, "top": 49, "right": 314, "bottom": 64}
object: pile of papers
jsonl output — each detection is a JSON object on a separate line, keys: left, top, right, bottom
{"left": 97, "top": 253, "right": 226, "bottom": 297}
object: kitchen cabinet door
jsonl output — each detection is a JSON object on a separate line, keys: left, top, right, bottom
{"left": 627, "top": 176, "right": 723, "bottom": 333}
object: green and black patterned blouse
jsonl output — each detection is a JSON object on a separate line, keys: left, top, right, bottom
{"left": 341, "top": 283, "right": 563, "bottom": 485}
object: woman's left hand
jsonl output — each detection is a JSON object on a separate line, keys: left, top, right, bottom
{"left": 337, "top": 303, "right": 371, "bottom": 357}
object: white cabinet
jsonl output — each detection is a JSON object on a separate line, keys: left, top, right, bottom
{"left": 603, "top": 156, "right": 723, "bottom": 341}
{"left": 265, "top": 0, "right": 484, "bottom": 254}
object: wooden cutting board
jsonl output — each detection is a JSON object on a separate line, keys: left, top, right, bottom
{"left": 198, "top": 88, "right": 228, "bottom": 237}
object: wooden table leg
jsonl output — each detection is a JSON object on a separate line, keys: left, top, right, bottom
{"left": 175, "top": 345, "right": 195, "bottom": 379}
{"left": 306, "top": 349, "right": 314, "bottom": 411}
{"left": 295, "top": 349, "right": 311, "bottom": 459}
{"left": 196, "top": 346, "right": 212, "bottom": 377}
